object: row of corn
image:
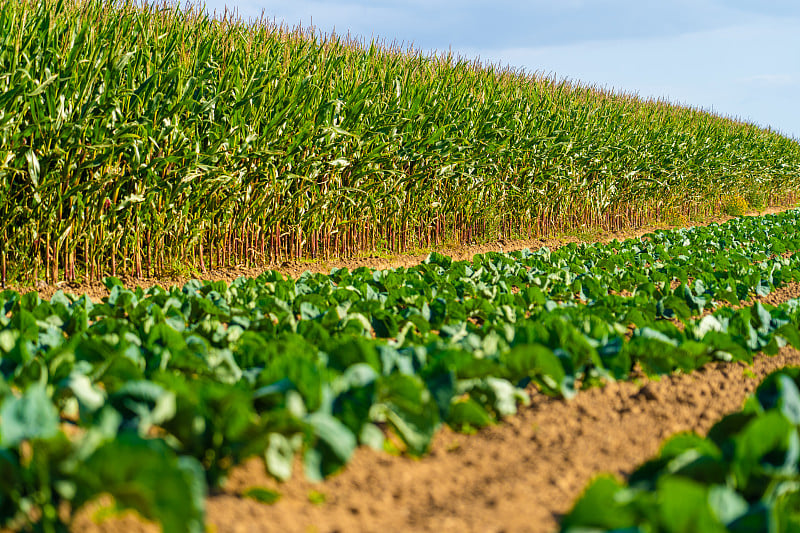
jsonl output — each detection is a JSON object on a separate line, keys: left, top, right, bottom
{"left": 1, "top": 0, "right": 799, "bottom": 284}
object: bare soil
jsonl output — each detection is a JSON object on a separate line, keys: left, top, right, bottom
{"left": 56, "top": 205, "right": 800, "bottom": 532}
{"left": 210, "top": 349, "right": 800, "bottom": 533}
{"left": 75, "top": 345, "right": 800, "bottom": 533}
{"left": 198, "top": 278, "right": 800, "bottom": 533}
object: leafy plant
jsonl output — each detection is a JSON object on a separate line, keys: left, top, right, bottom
{"left": 721, "top": 194, "right": 749, "bottom": 216}
{"left": 561, "top": 367, "right": 800, "bottom": 532}
{"left": 3, "top": 211, "right": 800, "bottom": 530}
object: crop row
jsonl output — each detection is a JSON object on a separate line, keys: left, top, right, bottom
{"left": 3, "top": 0, "right": 800, "bottom": 284}
{"left": 562, "top": 367, "right": 800, "bottom": 532}
{"left": 2, "top": 212, "right": 800, "bottom": 530}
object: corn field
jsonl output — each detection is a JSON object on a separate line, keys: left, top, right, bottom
{"left": 2, "top": 0, "right": 800, "bottom": 285}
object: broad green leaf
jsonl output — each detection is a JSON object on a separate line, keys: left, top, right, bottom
{"left": 0, "top": 385, "right": 59, "bottom": 446}
{"left": 304, "top": 412, "right": 357, "bottom": 481}
{"left": 752, "top": 371, "right": 800, "bottom": 423}
{"left": 265, "top": 433, "right": 300, "bottom": 482}
{"left": 241, "top": 487, "right": 281, "bottom": 504}
{"left": 447, "top": 397, "right": 492, "bottom": 430}
{"left": 77, "top": 434, "right": 206, "bottom": 533}
{"left": 707, "top": 485, "right": 749, "bottom": 526}
{"left": 561, "top": 475, "right": 636, "bottom": 531}
{"left": 376, "top": 373, "right": 439, "bottom": 456}
{"left": 656, "top": 476, "right": 727, "bottom": 533}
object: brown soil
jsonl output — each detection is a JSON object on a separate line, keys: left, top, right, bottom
{"left": 214, "top": 348, "right": 800, "bottom": 533}
{"left": 744, "top": 282, "right": 800, "bottom": 307}
{"left": 73, "top": 346, "right": 800, "bottom": 533}
{"left": 33, "top": 204, "right": 800, "bottom": 532}
{"left": 9, "top": 206, "right": 791, "bottom": 303}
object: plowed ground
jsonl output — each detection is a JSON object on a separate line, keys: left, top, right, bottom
{"left": 53, "top": 206, "right": 800, "bottom": 533}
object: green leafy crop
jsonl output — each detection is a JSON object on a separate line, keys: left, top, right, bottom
{"left": 561, "top": 368, "right": 800, "bottom": 532}
{"left": 3, "top": 210, "right": 800, "bottom": 530}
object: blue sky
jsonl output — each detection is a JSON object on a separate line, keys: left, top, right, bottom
{"left": 203, "top": 1, "right": 800, "bottom": 140}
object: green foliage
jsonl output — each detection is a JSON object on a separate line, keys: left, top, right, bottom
{"left": 2, "top": 210, "right": 800, "bottom": 529}
{"left": 746, "top": 191, "right": 767, "bottom": 211}
{"left": 0, "top": 385, "right": 59, "bottom": 446}
{"left": 2, "top": 0, "right": 800, "bottom": 283}
{"left": 241, "top": 487, "right": 281, "bottom": 504}
{"left": 77, "top": 435, "right": 206, "bottom": 533}
{"left": 721, "top": 194, "right": 749, "bottom": 216}
{"left": 562, "top": 368, "right": 800, "bottom": 532}
{"left": 307, "top": 490, "right": 327, "bottom": 505}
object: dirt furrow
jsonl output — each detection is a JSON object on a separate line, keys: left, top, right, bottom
{"left": 69, "top": 280, "right": 800, "bottom": 533}
{"left": 65, "top": 207, "right": 800, "bottom": 533}
{"left": 201, "top": 346, "right": 800, "bottom": 533}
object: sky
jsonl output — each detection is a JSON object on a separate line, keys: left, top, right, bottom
{"left": 202, "top": 0, "right": 800, "bottom": 140}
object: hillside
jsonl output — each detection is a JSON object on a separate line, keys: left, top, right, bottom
{"left": 2, "top": 0, "right": 800, "bottom": 285}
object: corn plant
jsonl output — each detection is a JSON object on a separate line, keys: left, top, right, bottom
{"left": 1, "top": 0, "right": 799, "bottom": 285}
